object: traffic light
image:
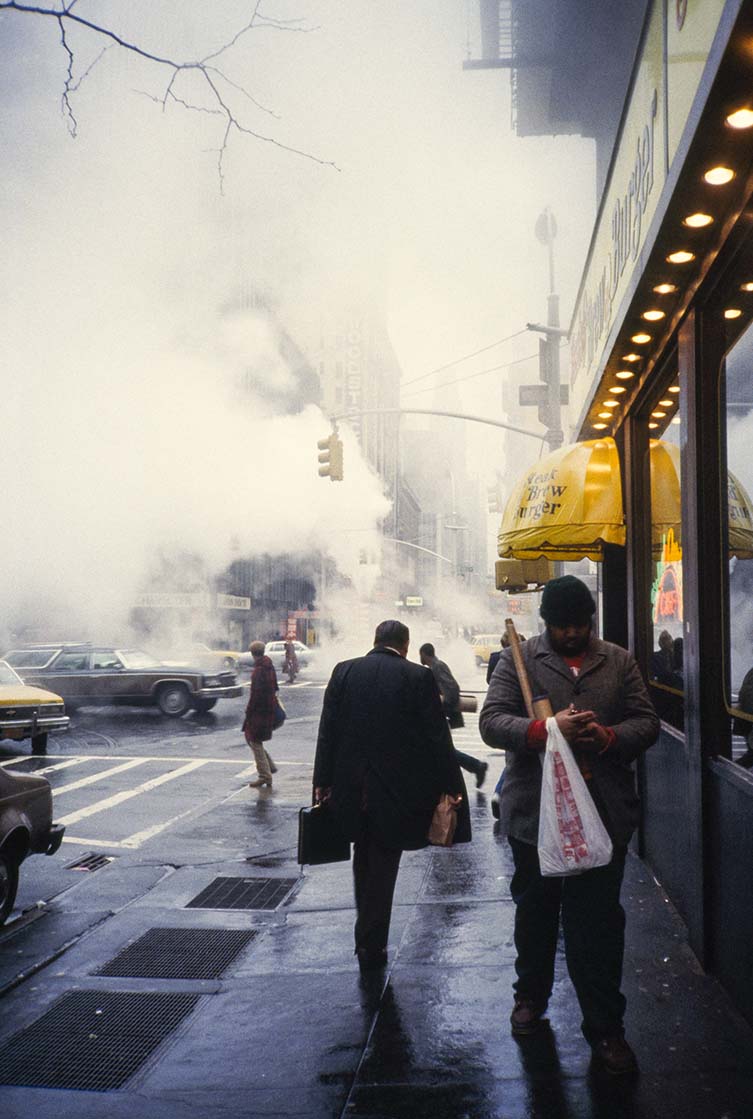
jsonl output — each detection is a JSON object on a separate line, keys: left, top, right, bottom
{"left": 317, "top": 433, "right": 344, "bottom": 481}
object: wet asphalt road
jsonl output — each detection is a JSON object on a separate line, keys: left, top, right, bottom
{"left": 2, "top": 664, "right": 490, "bottom": 928}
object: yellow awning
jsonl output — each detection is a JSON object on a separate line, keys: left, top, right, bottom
{"left": 499, "top": 436, "right": 753, "bottom": 562}
{"left": 498, "top": 438, "right": 625, "bottom": 562}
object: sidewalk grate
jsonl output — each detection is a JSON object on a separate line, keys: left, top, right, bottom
{"left": 0, "top": 990, "right": 199, "bottom": 1091}
{"left": 96, "top": 927, "right": 257, "bottom": 979}
{"left": 66, "top": 852, "right": 115, "bottom": 872}
{"left": 186, "top": 876, "right": 297, "bottom": 911}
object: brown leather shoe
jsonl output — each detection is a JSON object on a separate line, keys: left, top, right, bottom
{"left": 591, "top": 1035, "right": 638, "bottom": 1075}
{"left": 510, "top": 998, "right": 546, "bottom": 1035}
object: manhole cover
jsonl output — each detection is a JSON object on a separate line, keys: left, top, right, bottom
{"left": 186, "top": 876, "right": 297, "bottom": 911}
{"left": 96, "top": 927, "right": 257, "bottom": 979}
{"left": 0, "top": 990, "right": 199, "bottom": 1091}
{"left": 66, "top": 853, "right": 115, "bottom": 872}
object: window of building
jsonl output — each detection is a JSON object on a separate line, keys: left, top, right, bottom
{"left": 722, "top": 318, "right": 753, "bottom": 765}
{"left": 643, "top": 362, "right": 685, "bottom": 730}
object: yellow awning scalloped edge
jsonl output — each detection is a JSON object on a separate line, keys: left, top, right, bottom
{"left": 498, "top": 436, "right": 753, "bottom": 562}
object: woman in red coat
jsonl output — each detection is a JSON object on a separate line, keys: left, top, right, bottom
{"left": 243, "top": 641, "right": 280, "bottom": 788}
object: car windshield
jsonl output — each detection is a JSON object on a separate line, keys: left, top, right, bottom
{"left": 117, "top": 649, "right": 163, "bottom": 669}
{"left": 0, "top": 661, "right": 23, "bottom": 686}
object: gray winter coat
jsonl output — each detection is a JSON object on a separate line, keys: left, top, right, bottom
{"left": 479, "top": 631, "right": 659, "bottom": 847}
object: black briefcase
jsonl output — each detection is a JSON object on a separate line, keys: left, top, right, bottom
{"left": 297, "top": 804, "right": 351, "bottom": 866}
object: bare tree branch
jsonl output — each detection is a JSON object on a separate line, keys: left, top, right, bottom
{"left": 0, "top": 0, "right": 338, "bottom": 185}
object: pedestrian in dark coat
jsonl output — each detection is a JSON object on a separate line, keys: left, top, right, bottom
{"left": 419, "top": 642, "right": 488, "bottom": 788}
{"left": 480, "top": 575, "right": 659, "bottom": 1076}
{"left": 243, "top": 640, "right": 279, "bottom": 789}
{"left": 314, "top": 619, "right": 470, "bottom": 970}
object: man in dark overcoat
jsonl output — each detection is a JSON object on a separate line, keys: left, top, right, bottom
{"left": 243, "top": 640, "right": 279, "bottom": 789}
{"left": 314, "top": 619, "right": 470, "bottom": 969}
{"left": 480, "top": 576, "right": 659, "bottom": 1075}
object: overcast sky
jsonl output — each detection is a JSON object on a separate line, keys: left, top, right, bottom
{"left": 0, "top": 0, "right": 597, "bottom": 636}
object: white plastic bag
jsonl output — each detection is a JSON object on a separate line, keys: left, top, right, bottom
{"left": 537, "top": 716, "right": 613, "bottom": 876}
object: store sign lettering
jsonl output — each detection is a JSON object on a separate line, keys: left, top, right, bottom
{"left": 570, "top": 90, "right": 658, "bottom": 384}
{"left": 517, "top": 467, "right": 567, "bottom": 522}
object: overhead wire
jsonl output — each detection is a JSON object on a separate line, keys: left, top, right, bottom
{"left": 400, "top": 327, "right": 529, "bottom": 389}
{"left": 401, "top": 349, "right": 540, "bottom": 398}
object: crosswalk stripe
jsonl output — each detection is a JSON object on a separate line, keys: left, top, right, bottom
{"left": 54, "top": 758, "right": 150, "bottom": 795}
{"left": 56, "top": 759, "right": 209, "bottom": 826}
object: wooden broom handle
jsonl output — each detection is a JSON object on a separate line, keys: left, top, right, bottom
{"left": 504, "top": 618, "right": 554, "bottom": 720}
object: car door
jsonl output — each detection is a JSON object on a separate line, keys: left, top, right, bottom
{"left": 89, "top": 649, "right": 132, "bottom": 702}
{"left": 38, "top": 651, "right": 92, "bottom": 701}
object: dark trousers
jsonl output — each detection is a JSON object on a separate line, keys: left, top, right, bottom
{"left": 509, "top": 837, "right": 627, "bottom": 1043}
{"left": 353, "top": 832, "right": 402, "bottom": 955}
{"left": 454, "top": 747, "right": 484, "bottom": 777}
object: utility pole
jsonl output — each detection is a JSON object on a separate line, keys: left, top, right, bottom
{"left": 519, "top": 207, "right": 569, "bottom": 451}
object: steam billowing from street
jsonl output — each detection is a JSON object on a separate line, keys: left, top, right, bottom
{"left": 1, "top": 2, "right": 595, "bottom": 651}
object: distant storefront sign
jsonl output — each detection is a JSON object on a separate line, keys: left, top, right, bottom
{"left": 217, "top": 594, "right": 251, "bottom": 610}
{"left": 405, "top": 596, "right": 423, "bottom": 607}
{"left": 134, "top": 592, "right": 212, "bottom": 610}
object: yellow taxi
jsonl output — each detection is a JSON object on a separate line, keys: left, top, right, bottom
{"left": 471, "top": 633, "right": 503, "bottom": 666}
{"left": 0, "top": 660, "right": 69, "bottom": 755}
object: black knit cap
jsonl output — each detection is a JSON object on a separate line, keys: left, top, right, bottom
{"left": 539, "top": 575, "right": 595, "bottom": 627}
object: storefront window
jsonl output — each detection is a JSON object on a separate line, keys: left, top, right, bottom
{"left": 723, "top": 322, "right": 753, "bottom": 765}
{"left": 645, "top": 370, "right": 684, "bottom": 730}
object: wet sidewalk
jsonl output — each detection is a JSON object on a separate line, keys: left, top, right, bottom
{"left": 2, "top": 790, "right": 753, "bottom": 1118}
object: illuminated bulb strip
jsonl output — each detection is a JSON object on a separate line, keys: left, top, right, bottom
{"left": 608, "top": 386, "right": 627, "bottom": 395}
{"left": 668, "top": 385, "right": 680, "bottom": 393}
{"left": 615, "top": 370, "right": 634, "bottom": 380}
{"left": 593, "top": 422, "right": 608, "bottom": 430}
{"left": 740, "top": 282, "right": 753, "bottom": 292}
{"left": 683, "top": 212, "right": 713, "bottom": 228}
{"left": 622, "top": 353, "right": 641, "bottom": 362}
{"left": 667, "top": 250, "right": 695, "bottom": 264}
{"left": 653, "top": 283, "right": 677, "bottom": 294}
{"left": 602, "top": 400, "right": 620, "bottom": 408}
{"left": 726, "top": 108, "right": 753, "bottom": 129}
{"left": 631, "top": 332, "right": 651, "bottom": 344}
{"left": 642, "top": 309, "right": 665, "bottom": 321}
{"left": 704, "top": 166, "right": 735, "bottom": 185}
{"left": 725, "top": 308, "right": 742, "bottom": 319}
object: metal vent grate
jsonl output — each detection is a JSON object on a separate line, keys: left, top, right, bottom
{"left": 96, "top": 927, "right": 257, "bottom": 979}
{"left": 186, "top": 876, "right": 297, "bottom": 911}
{"left": 0, "top": 990, "right": 199, "bottom": 1091}
{"left": 66, "top": 852, "right": 115, "bottom": 872}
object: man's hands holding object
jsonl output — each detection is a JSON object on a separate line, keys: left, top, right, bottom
{"left": 555, "top": 704, "right": 612, "bottom": 753}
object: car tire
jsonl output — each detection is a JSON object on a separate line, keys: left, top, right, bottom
{"left": 157, "top": 684, "right": 192, "bottom": 717}
{"left": 192, "top": 698, "right": 218, "bottom": 713}
{"left": 31, "top": 732, "right": 48, "bottom": 756}
{"left": 0, "top": 854, "right": 19, "bottom": 926}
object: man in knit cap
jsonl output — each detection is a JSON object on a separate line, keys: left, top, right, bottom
{"left": 480, "top": 575, "right": 659, "bottom": 1075}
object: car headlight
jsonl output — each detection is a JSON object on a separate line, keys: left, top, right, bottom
{"left": 202, "top": 676, "right": 221, "bottom": 688}
{"left": 41, "top": 703, "right": 66, "bottom": 716}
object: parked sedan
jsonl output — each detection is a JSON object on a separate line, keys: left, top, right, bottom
{"left": 3, "top": 644, "right": 242, "bottom": 718}
{"left": 0, "top": 765, "right": 65, "bottom": 924}
{"left": 0, "top": 660, "right": 69, "bottom": 756}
